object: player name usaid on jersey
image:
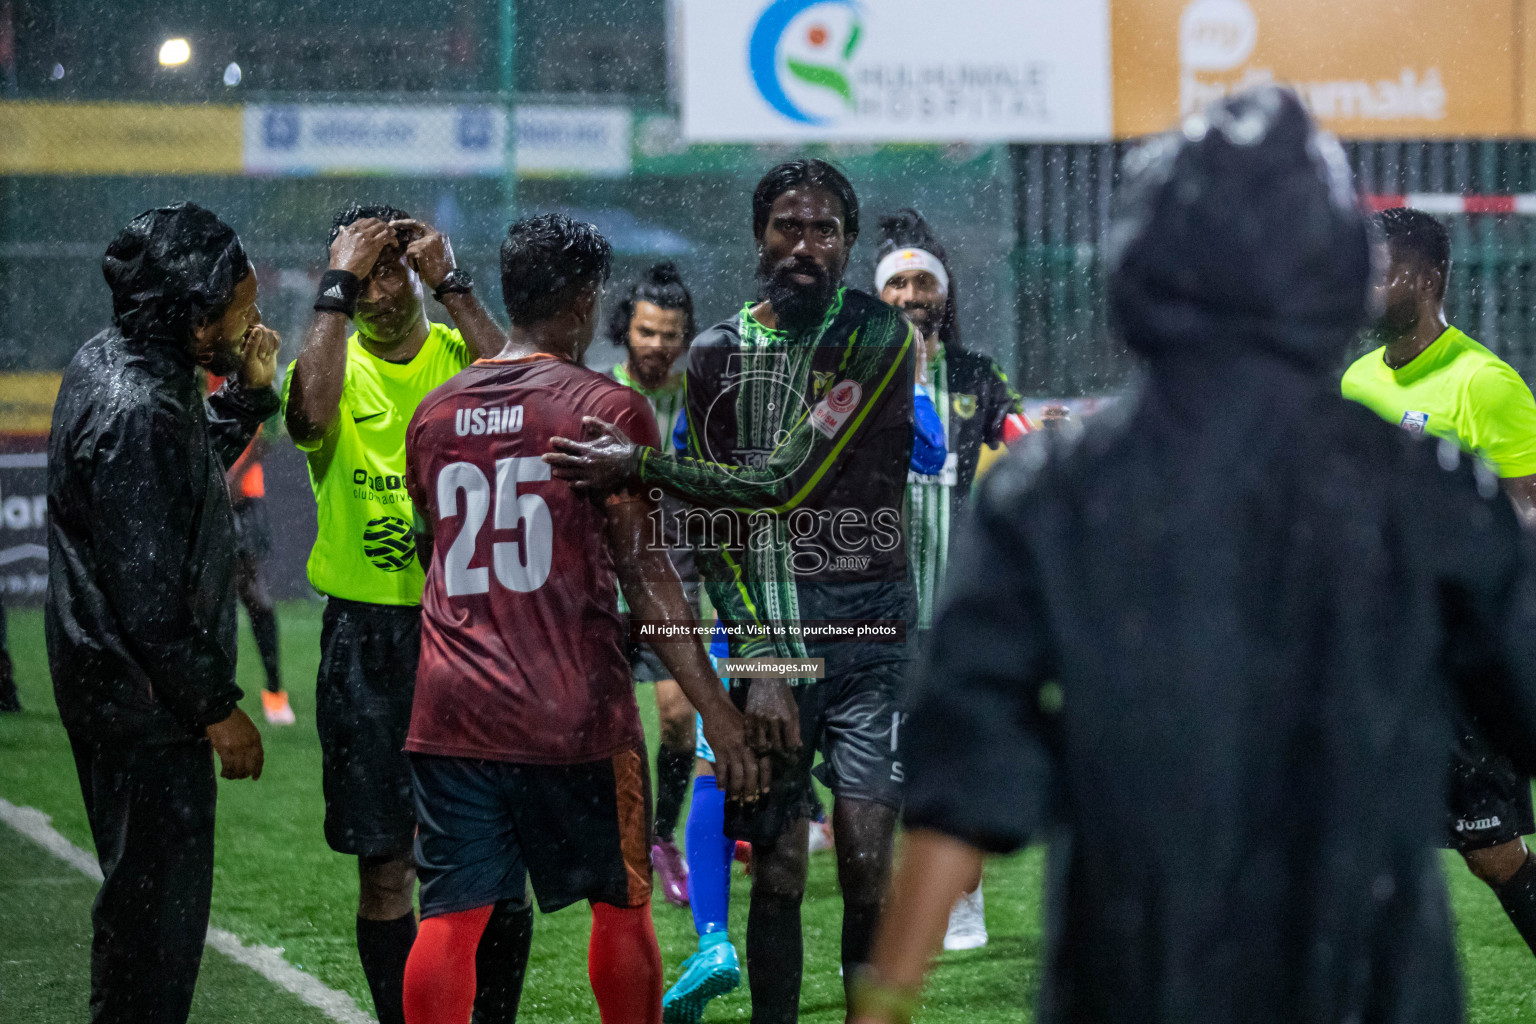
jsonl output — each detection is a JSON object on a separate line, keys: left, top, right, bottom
{"left": 455, "top": 404, "right": 524, "bottom": 436}
{"left": 810, "top": 379, "right": 862, "bottom": 438}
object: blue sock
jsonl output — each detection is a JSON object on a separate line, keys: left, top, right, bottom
{"left": 685, "top": 774, "right": 734, "bottom": 943}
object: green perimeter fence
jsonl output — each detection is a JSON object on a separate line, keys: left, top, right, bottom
{"left": 10, "top": 132, "right": 1536, "bottom": 396}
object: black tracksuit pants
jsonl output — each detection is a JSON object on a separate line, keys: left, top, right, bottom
{"left": 68, "top": 730, "right": 217, "bottom": 1024}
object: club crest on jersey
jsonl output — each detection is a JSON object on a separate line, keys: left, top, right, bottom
{"left": 810, "top": 379, "right": 862, "bottom": 439}
{"left": 1400, "top": 410, "right": 1429, "bottom": 436}
{"left": 952, "top": 393, "right": 977, "bottom": 420}
{"left": 456, "top": 405, "right": 524, "bottom": 437}
{"left": 813, "top": 370, "right": 834, "bottom": 398}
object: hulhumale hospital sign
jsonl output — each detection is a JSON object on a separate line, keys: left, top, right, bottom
{"left": 679, "top": 0, "right": 1534, "bottom": 143}
{"left": 677, "top": 0, "right": 1114, "bottom": 142}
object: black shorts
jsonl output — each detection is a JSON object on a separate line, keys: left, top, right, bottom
{"left": 1445, "top": 724, "right": 1535, "bottom": 852}
{"left": 623, "top": 583, "right": 701, "bottom": 684}
{"left": 627, "top": 643, "right": 672, "bottom": 685}
{"left": 232, "top": 497, "right": 273, "bottom": 560}
{"left": 410, "top": 747, "right": 653, "bottom": 918}
{"left": 315, "top": 598, "right": 421, "bottom": 858}
{"left": 724, "top": 653, "right": 905, "bottom": 845}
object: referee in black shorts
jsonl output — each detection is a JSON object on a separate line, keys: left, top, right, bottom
{"left": 282, "top": 203, "right": 514, "bottom": 1024}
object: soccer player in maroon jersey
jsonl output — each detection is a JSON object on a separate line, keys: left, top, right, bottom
{"left": 399, "top": 214, "right": 761, "bottom": 1024}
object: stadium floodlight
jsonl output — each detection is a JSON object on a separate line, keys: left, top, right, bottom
{"left": 158, "top": 38, "right": 191, "bottom": 67}
{"left": 223, "top": 62, "right": 241, "bottom": 87}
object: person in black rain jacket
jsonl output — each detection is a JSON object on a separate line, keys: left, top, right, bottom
{"left": 851, "top": 87, "right": 1536, "bottom": 1024}
{"left": 46, "top": 202, "right": 279, "bottom": 1024}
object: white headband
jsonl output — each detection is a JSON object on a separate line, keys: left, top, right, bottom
{"left": 874, "top": 248, "right": 949, "bottom": 296}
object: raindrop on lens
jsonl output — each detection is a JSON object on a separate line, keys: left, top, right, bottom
{"left": 50, "top": 63, "right": 64, "bottom": 80}
{"left": 223, "top": 62, "right": 242, "bottom": 87}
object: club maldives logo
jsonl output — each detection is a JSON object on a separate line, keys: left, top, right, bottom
{"left": 749, "top": 0, "right": 864, "bottom": 125}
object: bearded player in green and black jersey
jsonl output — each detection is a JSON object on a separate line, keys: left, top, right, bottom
{"left": 873, "top": 209, "right": 1021, "bottom": 956}
{"left": 283, "top": 203, "right": 526, "bottom": 1024}
{"left": 549, "top": 160, "right": 915, "bottom": 1024}
{"left": 604, "top": 262, "right": 703, "bottom": 907}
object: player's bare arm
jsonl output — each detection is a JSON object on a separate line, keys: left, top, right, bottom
{"left": 849, "top": 829, "right": 984, "bottom": 1024}
{"left": 391, "top": 218, "right": 506, "bottom": 361}
{"left": 284, "top": 217, "right": 393, "bottom": 445}
{"left": 554, "top": 417, "right": 810, "bottom": 762}
{"left": 1504, "top": 475, "right": 1536, "bottom": 529}
{"left": 604, "top": 491, "right": 766, "bottom": 801}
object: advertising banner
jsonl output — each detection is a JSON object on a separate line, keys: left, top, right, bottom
{"left": 678, "top": 0, "right": 1113, "bottom": 142}
{"left": 0, "top": 102, "right": 242, "bottom": 175}
{"left": 1113, "top": 0, "right": 1518, "bottom": 139}
{"left": 0, "top": 447, "right": 48, "bottom": 604}
{"left": 243, "top": 104, "right": 632, "bottom": 177}
{"left": 515, "top": 106, "right": 633, "bottom": 177}
{"left": 0, "top": 373, "right": 58, "bottom": 605}
{"left": 243, "top": 104, "right": 507, "bottom": 176}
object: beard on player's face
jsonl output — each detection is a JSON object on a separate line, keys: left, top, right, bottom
{"left": 899, "top": 299, "right": 943, "bottom": 337}
{"left": 201, "top": 342, "right": 242, "bottom": 379}
{"left": 1373, "top": 290, "right": 1419, "bottom": 344}
{"left": 757, "top": 249, "right": 840, "bottom": 333}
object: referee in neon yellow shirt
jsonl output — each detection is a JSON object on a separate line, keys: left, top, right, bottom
{"left": 283, "top": 204, "right": 518, "bottom": 1024}
{"left": 1343, "top": 207, "right": 1536, "bottom": 956}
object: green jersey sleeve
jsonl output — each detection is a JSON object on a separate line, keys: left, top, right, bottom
{"left": 982, "top": 357, "right": 1023, "bottom": 448}
{"left": 1466, "top": 363, "right": 1536, "bottom": 478}
{"left": 702, "top": 551, "right": 778, "bottom": 661}
{"left": 638, "top": 317, "right": 915, "bottom": 514}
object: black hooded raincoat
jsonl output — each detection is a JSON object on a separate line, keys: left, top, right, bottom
{"left": 46, "top": 206, "right": 278, "bottom": 744}
{"left": 902, "top": 89, "right": 1536, "bottom": 1023}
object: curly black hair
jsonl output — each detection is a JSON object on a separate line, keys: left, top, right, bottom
{"left": 499, "top": 213, "right": 613, "bottom": 325}
{"left": 326, "top": 201, "right": 413, "bottom": 256}
{"left": 752, "top": 159, "right": 860, "bottom": 241}
{"left": 1376, "top": 207, "right": 1451, "bottom": 298}
{"left": 875, "top": 207, "right": 961, "bottom": 349}
{"left": 605, "top": 262, "right": 697, "bottom": 349}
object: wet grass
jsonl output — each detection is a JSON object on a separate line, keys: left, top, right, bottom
{"left": 0, "top": 602, "right": 1530, "bottom": 1021}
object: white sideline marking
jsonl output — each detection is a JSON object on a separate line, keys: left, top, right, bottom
{"left": 0, "top": 797, "right": 375, "bottom": 1024}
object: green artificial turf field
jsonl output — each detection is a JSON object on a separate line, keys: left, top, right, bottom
{"left": 0, "top": 601, "right": 1531, "bottom": 1021}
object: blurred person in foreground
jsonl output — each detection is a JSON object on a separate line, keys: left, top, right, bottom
{"left": 398, "top": 214, "right": 757, "bottom": 1024}
{"left": 46, "top": 202, "right": 276, "bottom": 1023}
{"left": 282, "top": 203, "right": 510, "bottom": 1024}
{"left": 605, "top": 261, "right": 705, "bottom": 906}
{"left": 874, "top": 208, "right": 1022, "bottom": 952}
{"left": 1343, "top": 206, "right": 1536, "bottom": 954}
{"left": 852, "top": 87, "right": 1536, "bottom": 1024}
{"left": 548, "top": 158, "right": 916, "bottom": 1023}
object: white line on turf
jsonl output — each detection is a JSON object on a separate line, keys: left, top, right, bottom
{"left": 0, "top": 796, "right": 376, "bottom": 1024}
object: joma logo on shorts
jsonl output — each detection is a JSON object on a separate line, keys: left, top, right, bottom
{"left": 456, "top": 405, "right": 524, "bottom": 437}
{"left": 1456, "top": 815, "right": 1502, "bottom": 832}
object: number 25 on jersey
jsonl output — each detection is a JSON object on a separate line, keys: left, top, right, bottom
{"left": 436, "top": 456, "right": 552, "bottom": 596}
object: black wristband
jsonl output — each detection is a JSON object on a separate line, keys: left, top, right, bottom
{"left": 314, "top": 270, "right": 362, "bottom": 316}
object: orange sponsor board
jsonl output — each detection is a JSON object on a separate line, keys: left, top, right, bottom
{"left": 1114, "top": 0, "right": 1518, "bottom": 139}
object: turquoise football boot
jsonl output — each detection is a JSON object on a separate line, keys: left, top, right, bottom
{"left": 662, "top": 933, "right": 740, "bottom": 1023}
